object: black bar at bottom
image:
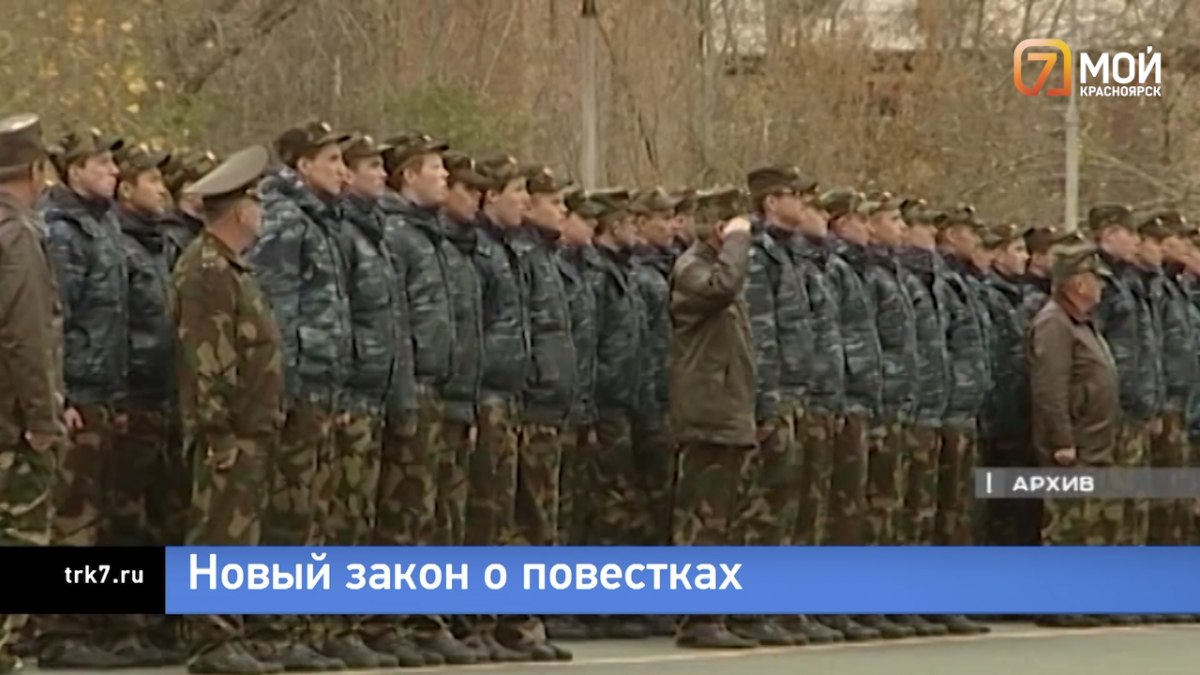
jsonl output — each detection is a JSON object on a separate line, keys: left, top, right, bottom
{"left": 0, "top": 547, "right": 166, "bottom": 613}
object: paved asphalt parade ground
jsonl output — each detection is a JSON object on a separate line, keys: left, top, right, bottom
{"left": 29, "top": 624, "right": 1200, "bottom": 675}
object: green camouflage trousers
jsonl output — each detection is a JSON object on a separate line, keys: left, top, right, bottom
{"left": 329, "top": 411, "right": 383, "bottom": 546}
{"left": 1115, "top": 420, "right": 1149, "bottom": 545}
{"left": 865, "top": 418, "right": 906, "bottom": 545}
{"left": 1148, "top": 412, "right": 1190, "bottom": 546}
{"left": 742, "top": 406, "right": 797, "bottom": 546}
{"left": 514, "top": 423, "right": 563, "bottom": 546}
{"left": 557, "top": 428, "right": 586, "bottom": 546}
{"left": 633, "top": 419, "right": 675, "bottom": 546}
{"left": 376, "top": 391, "right": 443, "bottom": 546}
{"left": 145, "top": 413, "right": 189, "bottom": 547}
{"left": 187, "top": 432, "right": 272, "bottom": 651}
{"left": 465, "top": 398, "right": 519, "bottom": 546}
{"left": 935, "top": 424, "right": 977, "bottom": 546}
{"left": 980, "top": 438, "right": 1043, "bottom": 546}
{"left": 898, "top": 425, "right": 939, "bottom": 545}
{"left": 792, "top": 408, "right": 837, "bottom": 546}
{"left": 828, "top": 412, "right": 868, "bottom": 546}
{"left": 104, "top": 408, "right": 173, "bottom": 546}
{"left": 0, "top": 435, "right": 59, "bottom": 657}
{"left": 1042, "top": 498, "right": 1123, "bottom": 546}
{"left": 581, "top": 413, "right": 645, "bottom": 546}
{"left": 435, "top": 420, "right": 473, "bottom": 546}
{"left": 673, "top": 440, "right": 757, "bottom": 630}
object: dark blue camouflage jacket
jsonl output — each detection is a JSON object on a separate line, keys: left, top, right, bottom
{"left": 1019, "top": 272, "right": 1052, "bottom": 323}
{"left": 117, "top": 208, "right": 175, "bottom": 407}
{"left": 898, "top": 248, "right": 951, "bottom": 428}
{"left": 765, "top": 225, "right": 813, "bottom": 404}
{"left": 588, "top": 244, "right": 645, "bottom": 415}
{"left": 829, "top": 238, "right": 883, "bottom": 418}
{"left": 250, "top": 168, "right": 353, "bottom": 406}
{"left": 864, "top": 245, "right": 918, "bottom": 422}
{"left": 559, "top": 244, "right": 599, "bottom": 427}
{"left": 160, "top": 209, "right": 203, "bottom": 265}
{"left": 631, "top": 245, "right": 673, "bottom": 430}
{"left": 1148, "top": 266, "right": 1191, "bottom": 413}
{"left": 40, "top": 185, "right": 129, "bottom": 406}
{"left": 440, "top": 214, "right": 484, "bottom": 423}
{"left": 786, "top": 234, "right": 845, "bottom": 415}
{"left": 474, "top": 216, "right": 531, "bottom": 402}
{"left": 938, "top": 254, "right": 988, "bottom": 427}
{"left": 511, "top": 224, "right": 576, "bottom": 423}
{"left": 980, "top": 270, "right": 1028, "bottom": 439}
{"left": 745, "top": 220, "right": 783, "bottom": 422}
{"left": 1096, "top": 252, "right": 1159, "bottom": 420}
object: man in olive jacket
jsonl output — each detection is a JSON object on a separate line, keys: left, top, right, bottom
{"left": 668, "top": 187, "right": 758, "bottom": 651}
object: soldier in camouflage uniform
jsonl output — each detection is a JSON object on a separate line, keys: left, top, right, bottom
{"left": 668, "top": 188, "right": 758, "bottom": 650}
{"left": 39, "top": 129, "right": 134, "bottom": 668}
{"left": 0, "top": 114, "right": 66, "bottom": 675}
{"left": 109, "top": 144, "right": 187, "bottom": 665}
{"left": 1184, "top": 232, "right": 1200, "bottom": 546}
{"left": 1136, "top": 212, "right": 1194, "bottom": 549}
{"left": 1019, "top": 227, "right": 1061, "bottom": 322}
{"left": 735, "top": 167, "right": 813, "bottom": 647}
{"left": 371, "top": 134, "right": 475, "bottom": 665}
{"left": 669, "top": 189, "right": 697, "bottom": 258}
{"left": 245, "top": 122, "right": 353, "bottom": 670}
{"left": 977, "top": 224, "right": 1040, "bottom": 547}
{"left": 322, "top": 134, "right": 405, "bottom": 669}
{"left": 171, "top": 145, "right": 284, "bottom": 675}
{"left": 1092, "top": 205, "right": 1158, "bottom": 549}
{"left": 161, "top": 149, "right": 220, "bottom": 257}
{"left": 1029, "top": 244, "right": 1122, "bottom": 630}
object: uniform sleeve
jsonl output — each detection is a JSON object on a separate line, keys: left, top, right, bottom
{"left": 44, "top": 218, "right": 88, "bottom": 405}
{"left": 384, "top": 228, "right": 418, "bottom": 416}
{"left": 247, "top": 210, "right": 303, "bottom": 401}
{"left": 176, "top": 264, "right": 240, "bottom": 454}
{"left": 669, "top": 232, "right": 751, "bottom": 319}
{"left": 0, "top": 220, "right": 61, "bottom": 435}
{"left": 1028, "top": 316, "right": 1076, "bottom": 457}
{"left": 746, "top": 242, "right": 781, "bottom": 422}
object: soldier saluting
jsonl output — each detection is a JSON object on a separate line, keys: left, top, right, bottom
{"left": 171, "top": 145, "right": 284, "bottom": 675}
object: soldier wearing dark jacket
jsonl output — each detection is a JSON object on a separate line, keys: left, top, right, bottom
{"left": 1136, "top": 214, "right": 1193, "bottom": 547}
{"left": 370, "top": 135, "right": 477, "bottom": 665}
{"left": 247, "top": 122, "right": 354, "bottom": 664}
{"left": 512, "top": 165, "right": 577, "bottom": 551}
{"left": 39, "top": 129, "right": 133, "bottom": 668}
{"left": 897, "top": 210, "right": 952, "bottom": 561}
{"left": 1019, "top": 226, "right": 1067, "bottom": 322}
{"left": 161, "top": 149, "right": 219, "bottom": 258}
{"left": 1092, "top": 204, "right": 1157, "bottom": 547}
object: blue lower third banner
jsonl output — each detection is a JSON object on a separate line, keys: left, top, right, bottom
{"left": 167, "top": 547, "right": 1200, "bottom": 615}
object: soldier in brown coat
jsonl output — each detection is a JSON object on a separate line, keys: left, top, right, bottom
{"left": 668, "top": 187, "right": 759, "bottom": 650}
{"left": 1028, "top": 243, "right": 1122, "bottom": 537}
{"left": 0, "top": 113, "right": 66, "bottom": 670}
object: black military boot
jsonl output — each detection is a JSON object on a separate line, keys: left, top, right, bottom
{"left": 1103, "top": 615, "right": 1142, "bottom": 626}
{"left": 543, "top": 616, "right": 590, "bottom": 641}
{"left": 855, "top": 615, "right": 916, "bottom": 639}
{"left": 675, "top": 621, "right": 758, "bottom": 649}
{"left": 889, "top": 615, "right": 948, "bottom": 637}
{"left": 38, "top": 639, "right": 138, "bottom": 669}
{"left": 320, "top": 634, "right": 399, "bottom": 669}
{"left": 478, "top": 631, "right": 530, "bottom": 662}
{"left": 189, "top": 643, "right": 283, "bottom": 675}
{"left": 362, "top": 631, "right": 425, "bottom": 668}
{"left": 110, "top": 634, "right": 183, "bottom": 666}
{"left": 727, "top": 617, "right": 795, "bottom": 646}
{"left": 1034, "top": 615, "right": 1102, "bottom": 628}
{"left": 603, "top": 615, "right": 652, "bottom": 639}
{"left": 647, "top": 615, "right": 679, "bottom": 637}
{"left": 926, "top": 615, "right": 988, "bottom": 635}
{"left": 246, "top": 640, "right": 344, "bottom": 672}
{"left": 816, "top": 615, "right": 879, "bottom": 642}
{"left": 413, "top": 628, "right": 476, "bottom": 665}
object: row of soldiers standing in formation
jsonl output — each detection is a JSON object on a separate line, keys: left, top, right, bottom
{"left": 1, "top": 109, "right": 1198, "bottom": 673}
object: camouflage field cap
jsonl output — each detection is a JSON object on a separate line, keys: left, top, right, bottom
{"left": 183, "top": 145, "right": 270, "bottom": 203}
{"left": 1051, "top": 242, "right": 1112, "bottom": 282}
{"left": 983, "top": 222, "right": 1030, "bottom": 249}
{"left": 474, "top": 153, "right": 525, "bottom": 192}
{"left": 341, "top": 133, "right": 393, "bottom": 164}
{"left": 382, "top": 132, "right": 449, "bottom": 176}
{"left": 164, "top": 149, "right": 220, "bottom": 197}
{"left": 443, "top": 151, "right": 491, "bottom": 190}
{"left": 630, "top": 187, "right": 680, "bottom": 215}
{"left": 0, "top": 113, "right": 46, "bottom": 171}
{"left": 746, "top": 165, "right": 818, "bottom": 199}
{"left": 275, "top": 121, "right": 351, "bottom": 167}
{"left": 818, "top": 187, "right": 862, "bottom": 220}
{"left": 49, "top": 127, "right": 124, "bottom": 175}
{"left": 906, "top": 207, "right": 946, "bottom": 228}
{"left": 524, "top": 164, "right": 572, "bottom": 195}
{"left": 565, "top": 189, "right": 605, "bottom": 219}
{"left": 938, "top": 203, "right": 979, "bottom": 230}
{"left": 898, "top": 197, "right": 927, "bottom": 221}
{"left": 672, "top": 188, "right": 698, "bottom": 216}
{"left": 695, "top": 186, "right": 746, "bottom": 223}
{"left": 115, "top": 143, "right": 171, "bottom": 182}
{"left": 591, "top": 188, "right": 632, "bottom": 225}
{"left": 1087, "top": 204, "right": 1135, "bottom": 232}
{"left": 857, "top": 191, "right": 906, "bottom": 217}
{"left": 1138, "top": 208, "right": 1191, "bottom": 240}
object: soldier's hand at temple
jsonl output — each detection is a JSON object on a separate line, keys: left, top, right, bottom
{"left": 1147, "top": 418, "right": 1163, "bottom": 436}
{"left": 24, "top": 431, "right": 56, "bottom": 452}
{"left": 467, "top": 425, "right": 478, "bottom": 450}
{"left": 724, "top": 217, "right": 751, "bottom": 235}
{"left": 335, "top": 413, "right": 351, "bottom": 429}
{"left": 1053, "top": 447, "right": 1077, "bottom": 466}
{"left": 64, "top": 407, "right": 84, "bottom": 432}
